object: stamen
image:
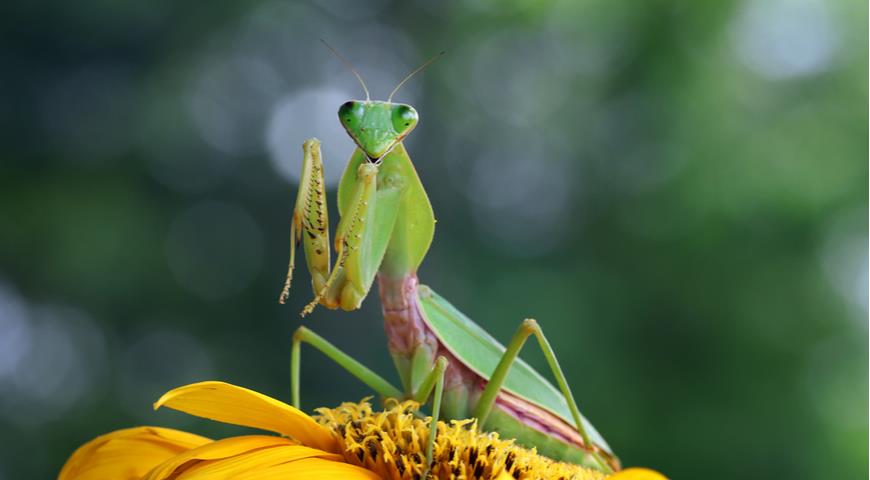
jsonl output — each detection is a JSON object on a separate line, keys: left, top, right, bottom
{"left": 315, "top": 399, "right": 608, "bottom": 480}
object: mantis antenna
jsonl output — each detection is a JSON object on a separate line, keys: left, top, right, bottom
{"left": 387, "top": 51, "right": 445, "bottom": 103}
{"left": 320, "top": 39, "right": 370, "bottom": 101}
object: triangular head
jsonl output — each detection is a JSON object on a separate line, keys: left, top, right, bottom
{"left": 338, "top": 100, "right": 419, "bottom": 161}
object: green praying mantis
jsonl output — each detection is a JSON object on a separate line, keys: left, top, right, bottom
{"left": 279, "top": 45, "right": 620, "bottom": 475}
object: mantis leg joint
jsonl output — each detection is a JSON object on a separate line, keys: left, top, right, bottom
{"left": 434, "top": 355, "right": 449, "bottom": 371}
{"left": 292, "top": 325, "right": 311, "bottom": 342}
{"left": 520, "top": 318, "right": 540, "bottom": 335}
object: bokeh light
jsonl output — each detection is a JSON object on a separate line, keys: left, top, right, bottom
{"left": 731, "top": 0, "right": 839, "bottom": 80}
{"left": 0, "top": 282, "right": 107, "bottom": 428}
{"left": 266, "top": 87, "right": 358, "bottom": 187}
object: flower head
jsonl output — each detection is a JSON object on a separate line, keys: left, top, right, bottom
{"left": 60, "top": 381, "right": 666, "bottom": 480}
{"left": 316, "top": 398, "right": 607, "bottom": 480}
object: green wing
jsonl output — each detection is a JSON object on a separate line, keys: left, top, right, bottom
{"left": 417, "top": 286, "right": 612, "bottom": 454}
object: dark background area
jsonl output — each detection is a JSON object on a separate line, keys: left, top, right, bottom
{"left": 0, "top": 1, "right": 867, "bottom": 478}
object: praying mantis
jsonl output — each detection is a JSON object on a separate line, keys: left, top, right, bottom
{"left": 279, "top": 45, "right": 620, "bottom": 474}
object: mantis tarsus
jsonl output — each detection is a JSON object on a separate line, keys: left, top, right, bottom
{"left": 280, "top": 48, "right": 620, "bottom": 475}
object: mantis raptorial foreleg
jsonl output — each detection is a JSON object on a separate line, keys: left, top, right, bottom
{"left": 291, "top": 326, "right": 402, "bottom": 409}
{"left": 471, "top": 319, "right": 612, "bottom": 472}
{"left": 279, "top": 139, "right": 330, "bottom": 304}
{"left": 302, "top": 162, "right": 379, "bottom": 315}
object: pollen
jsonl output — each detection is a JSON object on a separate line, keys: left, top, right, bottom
{"left": 315, "top": 399, "right": 607, "bottom": 480}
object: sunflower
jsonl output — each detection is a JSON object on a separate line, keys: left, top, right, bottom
{"left": 59, "top": 381, "right": 665, "bottom": 480}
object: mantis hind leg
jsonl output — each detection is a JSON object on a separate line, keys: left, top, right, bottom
{"left": 291, "top": 326, "right": 402, "bottom": 409}
{"left": 471, "top": 319, "right": 613, "bottom": 473}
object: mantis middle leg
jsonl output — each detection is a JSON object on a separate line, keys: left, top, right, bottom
{"left": 292, "top": 326, "right": 448, "bottom": 477}
{"left": 291, "top": 326, "right": 402, "bottom": 408}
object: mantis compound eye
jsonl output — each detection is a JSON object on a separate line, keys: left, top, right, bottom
{"left": 338, "top": 101, "right": 365, "bottom": 128}
{"left": 391, "top": 104, "right": 418, "bottom": 134}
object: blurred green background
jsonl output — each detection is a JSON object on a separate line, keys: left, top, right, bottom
{"left": 0, "top": 1, "right": 866, "bottom": 478}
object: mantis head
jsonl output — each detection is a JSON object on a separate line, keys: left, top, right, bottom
{"left": 320, "top": 41, "right": 441, "bottom": 160}
{"left": 338, "top": 101, "right": 418, "bottom": 160}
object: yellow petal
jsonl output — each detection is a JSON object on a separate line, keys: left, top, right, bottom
{"left": 58, "top": 426, "right": 210, "bottom": 480}
{"left": 154, "top": 381, "right": 338, "bottom": 452}
{"left": 609, "top": 467, "right": 669, "bottom": 480}
{"left": 144, "top": 435, "right": 344, "bottom": 480}
{"left": 229, "top": 457, "right": 382, "bottom": 480}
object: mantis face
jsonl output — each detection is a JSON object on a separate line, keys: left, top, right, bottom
{"left": 338, "top": 101, "right": 419, "bottom": 160}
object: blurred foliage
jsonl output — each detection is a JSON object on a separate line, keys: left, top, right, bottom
{"left": 0, "top": 1, "right": 866, "bottom": 479}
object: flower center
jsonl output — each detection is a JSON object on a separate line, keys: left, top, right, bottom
{"left": 315, "top": 399, "right": 607, "bottom": 480}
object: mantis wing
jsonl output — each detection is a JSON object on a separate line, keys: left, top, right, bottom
{"left": 417, "top": 286, "right": 613, "bottom": 455}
